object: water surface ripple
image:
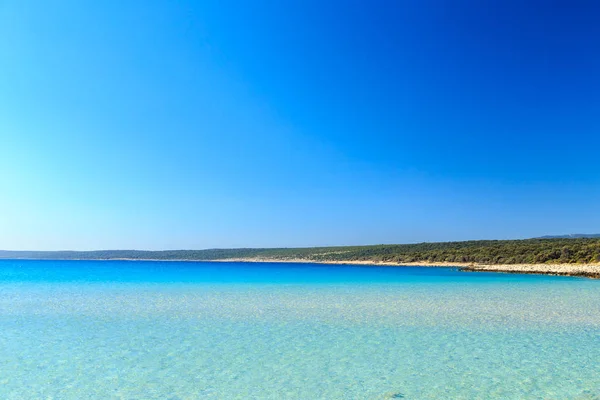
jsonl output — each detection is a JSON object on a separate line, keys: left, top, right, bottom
{"left": 0, "top": 260, "right": 599, "bottom": 399}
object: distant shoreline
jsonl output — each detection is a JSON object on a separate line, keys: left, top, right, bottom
{"left": 3, "top": 256, "right": 600, "bottom": 279}
{"left": 2, "top": 238, "right": 599, "bottom": 278}
{"left": 210, "top": 258, "right": 600, "bottom": 279}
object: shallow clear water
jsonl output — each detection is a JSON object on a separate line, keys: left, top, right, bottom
{"left": 0, "top": 260, "right": 599, "bottom": 399}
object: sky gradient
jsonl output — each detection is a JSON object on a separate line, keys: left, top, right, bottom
{"left": 1, "top": 0, "right": 599, "bottom": 250}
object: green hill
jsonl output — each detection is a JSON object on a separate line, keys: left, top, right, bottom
{"left": 2, "top": 238, "right": 600, "bottom": 264}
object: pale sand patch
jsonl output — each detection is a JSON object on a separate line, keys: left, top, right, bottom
{"left": 213, "top": 258, "right": 467, "bottom": 266}
{"left": 212, "top": 258, "right": 600, "bottom": 278}
{"left": 463, "top": 263, "right": 600, "bottom": 278}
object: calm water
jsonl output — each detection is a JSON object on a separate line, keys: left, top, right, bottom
{"left": 1, "top": 260, "right": 599, "bottom": 399}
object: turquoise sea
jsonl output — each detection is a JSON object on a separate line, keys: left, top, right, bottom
{"left": 0, "top": 260, "right": 599, "bottom": 399}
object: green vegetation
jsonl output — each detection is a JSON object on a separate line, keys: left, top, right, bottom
{"left": 1, "top": 238, "right": 600, "bottom": 264}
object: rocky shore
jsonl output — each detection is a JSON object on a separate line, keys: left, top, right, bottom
{"left": 461, "top": 263, "right": 600, "bottom": 279}
{"left": 215, "top": 258, "right": 600, "bottom": 279}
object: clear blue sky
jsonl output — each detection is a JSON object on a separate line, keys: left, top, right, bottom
{"left": 1, "top": 0, "right": 599, "bottom": 250}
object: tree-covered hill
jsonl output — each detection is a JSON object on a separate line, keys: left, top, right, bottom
{"left": 1, "top": 238, "right": 600, "bottom": 264}
{"left": 536, "top": 234, "right": 600, "bottom": 239}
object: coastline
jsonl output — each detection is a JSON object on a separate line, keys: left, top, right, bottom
{"left": 3, "top": 257, "right": 600, "bottom": 278}
{"left": 460, "top": 263, "right": 600, "bottom": 279}
{"left": 210, "top": 258, "right": 600, "bottom": 279}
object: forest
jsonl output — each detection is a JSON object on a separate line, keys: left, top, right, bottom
{"left": 1, "top": 238, "right": 599, "bottom": 264}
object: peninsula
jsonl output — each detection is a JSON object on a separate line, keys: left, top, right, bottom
{"left": 2, "top": 238, "right": 600, "bottom": 278}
